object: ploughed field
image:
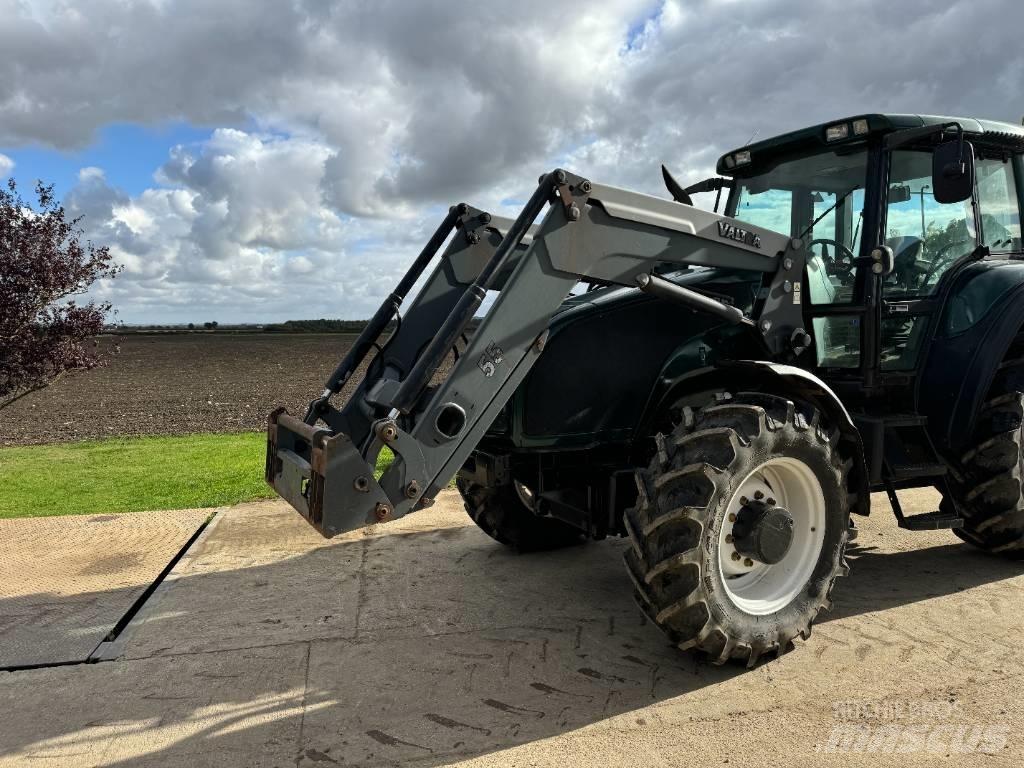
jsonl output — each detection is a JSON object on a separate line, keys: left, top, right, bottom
{"left": 0, "top": 334, "right": 403, "bottom": 446}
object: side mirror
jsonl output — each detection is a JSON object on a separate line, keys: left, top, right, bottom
{"left": 888, "top": 184, "right": 912, "bottom": 204}
{"left": 932, "top": 139, "right": 975, "bottom": 204}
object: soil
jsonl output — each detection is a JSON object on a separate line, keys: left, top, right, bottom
{"left": 0, "top": 334, "right": 380, "bottom": 446}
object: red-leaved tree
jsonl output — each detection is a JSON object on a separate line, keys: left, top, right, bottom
{"left": 1, "top": 179, "right": 120, "bottom": 410}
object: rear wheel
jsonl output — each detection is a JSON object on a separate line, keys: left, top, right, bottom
{"left": 943, "top": 345, "right": 1024, "bottom": 556}
{"left": 624, "top": 393, "right": 852, "bottom": 666}
{"left": 456, "top": 477, "right": 586, "bottom": 552}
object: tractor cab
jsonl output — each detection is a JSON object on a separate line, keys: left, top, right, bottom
{"left": 716, "top": 114, "right": 1024, "bottom": 391}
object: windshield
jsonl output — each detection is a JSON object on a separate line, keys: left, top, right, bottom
{"left": 732, "top": 147, "right": 868, "bottom": 306}
{"left": 732, "top": 148, "right": 867, "bottom": 242}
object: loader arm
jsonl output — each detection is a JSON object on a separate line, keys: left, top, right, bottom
{"left": 267, "top": 169, "right": 810, "bottom": 537}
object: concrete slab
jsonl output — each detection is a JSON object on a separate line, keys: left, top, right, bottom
{"left": 0, "top": 509, "right": 210, "bottom": 668}
{"left": 2, "top": 488, "right": 1024, "bottom": 767}
{"left": 0, "top": 642, "right": 308, "bottom": 768}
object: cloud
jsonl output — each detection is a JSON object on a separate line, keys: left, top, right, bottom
{"left": 0, "top": 152, "right": 12, "bottom": 177}
{"left": 6, "top": 0, "right": 1024, "bottom": 322}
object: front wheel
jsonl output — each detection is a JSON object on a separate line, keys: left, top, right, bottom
{"left": 624, "top": 393, "right": 853, "bottom": 666}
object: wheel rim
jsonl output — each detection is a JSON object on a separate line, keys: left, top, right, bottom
{"left": 717, "top": 457, "right": 826, "bottom": 616}
{"left": 514, "top": 480, "right": 536, "bottom": 510}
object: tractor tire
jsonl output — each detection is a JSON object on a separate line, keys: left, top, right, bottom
{"left": 456, "top": 477, "right": 586, "bottom": 552}
{"left": 943, "top": 351, "right": 1024, "bottom": 556}
{"left": 623, "top": 392, "right": 853, "bottom": 666}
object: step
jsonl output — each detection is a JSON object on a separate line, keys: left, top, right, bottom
{"left": 897, "top": 510, "right": 964, "bottom": 531}
{"left": 887, "top": 462, "right": 948, "bottom": 480}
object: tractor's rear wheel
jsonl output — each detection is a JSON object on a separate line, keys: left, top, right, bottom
{"left": 943, "top": 349, "right": 1024, "bottom": 556}
{"left": 456, "top": 477, "right": 586, "bottom": 552}
{"left": 624, "top": 393, "right": 852, "bottom": 666}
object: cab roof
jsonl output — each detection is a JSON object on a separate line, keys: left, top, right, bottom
{"left": 716, "top": 114, "right": 1024, "bottom": 176}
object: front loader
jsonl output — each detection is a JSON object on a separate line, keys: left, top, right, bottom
{"left": 268, "top": 113, "right": 1024, "bottom": 666}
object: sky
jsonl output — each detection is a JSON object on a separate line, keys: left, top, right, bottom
{"left": 2, "top": 0, "right": 1024, "bottom": 324}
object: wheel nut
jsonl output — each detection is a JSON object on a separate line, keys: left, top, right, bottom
{"left": 728, "top": 512, "right": 737, "bottom": 523}
{"left": 731, "top": 551, "right": 741, "bottom": 561}
{"left": 754, "top": 490, "right": 764, "bottom": 500}
{"left": 725, "top": 534, "right": 733, "bottom": 544}
{"left": 374, "top": 502, "right": 391, "bottom": 521}
{"left": 739, "top": 496, "right": 749, "bottom": 505}
{"left": 405, "top": 481, "right": 420, "bottom": 499}
{"left": 767, "top": 497, "right": 776, "bottom": 506}
{"left": 744, "top": 558, "right": 755, "bottom": 567}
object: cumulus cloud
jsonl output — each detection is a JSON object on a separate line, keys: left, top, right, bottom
{"left": 0, "top": 152, "right": 13, "bottom": 177}
{"left": 6, "top": 0, "right": 1024, "bottom": 322}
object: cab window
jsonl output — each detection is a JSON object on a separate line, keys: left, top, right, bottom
{"left": 884, "top": 150, "right": 977, "bottom": 298}
{"left": 977, "top": 157, "right": 1022, "bottom": 251}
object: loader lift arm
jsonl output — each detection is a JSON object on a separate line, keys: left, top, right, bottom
{"left": 267, "top": 169, "right": 812, "bottom": 537}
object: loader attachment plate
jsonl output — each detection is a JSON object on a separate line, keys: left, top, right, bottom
{"left": 266, "top": 408, "right": 391, "bottom": 537}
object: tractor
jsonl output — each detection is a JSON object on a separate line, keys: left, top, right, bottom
{"left": 266, "top": 114, "right": 1024, "bottom": 666}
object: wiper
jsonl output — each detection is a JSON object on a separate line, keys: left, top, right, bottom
{"left": 798, "top": 187, "right": 859, "bottom": 241}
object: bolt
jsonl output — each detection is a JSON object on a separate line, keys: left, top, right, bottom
{"left": 739, "top": 496, "right": 749, "bottom": 505}
{"left": 579, "top": 180, "right": 592, "bottom": 193}
{"left": 481, "top": 212, "right": 492, "bottom": 224}
{"left": 754, "top": 490, "right": 764, "bottom": 500}
{"left": 744, "top": 558, "right": 755, "bottom": 567}
{"left": 457, "top": 203, "right": 468, "bottom": 215}
{"left": 725, "top": 534, "right": 734, "bottom": 544}
{"left": 568, "top": 203, "right": 581, "bottom": 221}
{"left": 466, "top": 231, "right": 481, "bottom": 245}
{"left": 378, "top": 422, "right": 398, "bottom": 442}
{"left": 353, "top": 476, "right": 370, "bottom": 492}
{"left": 761, "top": 319, "right": 772, "bottom": 332}
{"left": 810, "top": 526, "right": 816, "bottom": 532}
{"left": 728, "top": 512, "right": 737, "bottom": 522}
{"left": 405, "top": 480, "right": 420, "bottom": 499}
{"left": 374, "top": 502, "right": 391, "bottom": 521}
{"left": 555, "top": 169, "right": 567, "bottom": 184}
{"left": 783, "top": 280, "right": 792, "bottom": 293}
{"left": 784, "top": 257, "right": 794, "bottom": 270}
{"left": 732, "top": 551, "right": 742, "bottom": 561}
{"left": 767, "top": 497, "right": 776, "bottom": 506}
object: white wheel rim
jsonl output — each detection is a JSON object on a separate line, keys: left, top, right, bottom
{"left": 514, "top": 480, "right": 536, "bottom": 510}
{"left": 717, "top": 457, "right": 826, "bottom": 616}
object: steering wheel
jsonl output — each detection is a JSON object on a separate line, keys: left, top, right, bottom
{"left": 807, "top": 238, "right": 857, "bottom": 278}
{"left": 921, "top": 239, "right": 974, "bottom": 286}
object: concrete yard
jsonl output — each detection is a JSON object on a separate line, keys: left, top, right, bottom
{"left": 1, "top": 488, "right": 1023, "bottom": 766}
{"left": 0, "top": 509, "right": 210, "bottom": 668}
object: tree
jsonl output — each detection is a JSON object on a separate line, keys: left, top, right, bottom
{"left": 187, "top": 322, "right": 195, "bottom": 330}
{"left": 0, "top": 180, "right": 119, "bottom": 410}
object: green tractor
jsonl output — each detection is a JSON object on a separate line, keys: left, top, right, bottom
{"left": 268, "top": 114, "right": 1024, "bottom": 666}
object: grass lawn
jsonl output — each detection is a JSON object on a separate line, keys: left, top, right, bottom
{"left": 0, "top": 432, "right": 395, "bottom": 519}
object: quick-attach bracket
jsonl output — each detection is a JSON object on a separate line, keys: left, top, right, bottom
{"left": 755, "top": 237, "right": 813, "bottom": 359}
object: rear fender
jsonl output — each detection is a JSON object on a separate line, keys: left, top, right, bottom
{"left": 920, "top": 278, "right": 1024, "bottom": 453}
{"left": 640, "top": 361, "right": 870, "bottom": 516}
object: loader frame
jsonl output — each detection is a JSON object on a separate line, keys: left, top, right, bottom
{"left": 267, "top": 169, "right": 833, "bottom": 537}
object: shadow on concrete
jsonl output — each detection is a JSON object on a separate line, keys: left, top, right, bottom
{"left": 0, "top": 514, "right": 1021, "bottom": 767}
